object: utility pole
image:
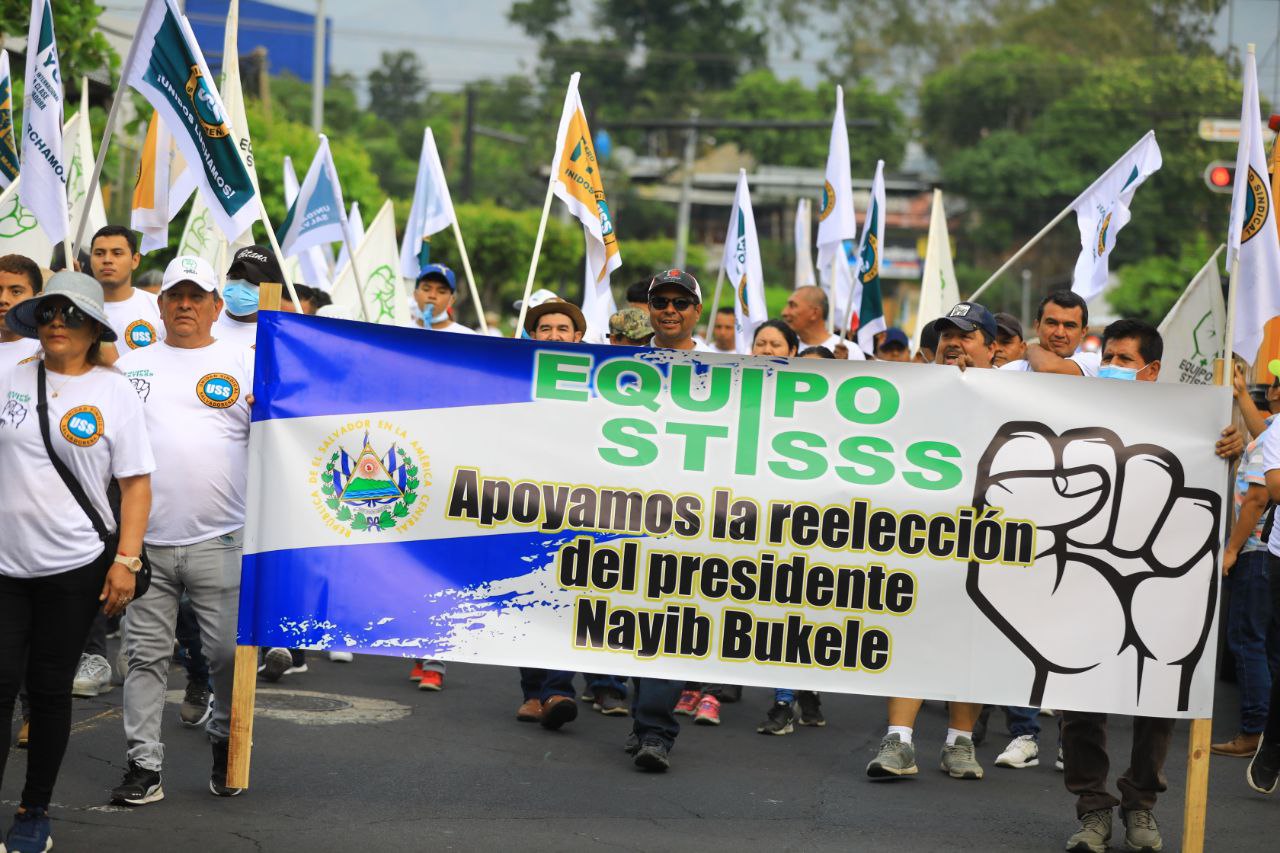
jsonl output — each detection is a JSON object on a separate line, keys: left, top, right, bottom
{"left": 1020, "top": 268, "right": 1032, "bottom": 329}
{"left": 673, "top": 110, "right": 699, "bottom": 270}
{"left": 310, "top": 0, "right": 325, "bottom": 133}
{"left": 462, "top": 87, "right": 476, "bottom": 201}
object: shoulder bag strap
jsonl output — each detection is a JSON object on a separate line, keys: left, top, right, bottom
{"left": 36, "top": 361, "right": 110, "bottom": 542}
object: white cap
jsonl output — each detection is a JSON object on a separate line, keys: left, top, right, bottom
{"left": 161, "top": 255, "right": 219, "bottom": 293}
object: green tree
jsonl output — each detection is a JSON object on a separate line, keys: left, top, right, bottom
{"left": 367, "top": 51, "right": 428, "bottom": 126}
{"left": 1108, "top": 233, "right": 1219, "bottom": 325}
{"left": 0, "top": 0, "right": 119, "bottom": 85}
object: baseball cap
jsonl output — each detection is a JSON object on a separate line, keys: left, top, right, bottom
{"left": 417, "top": 263, "right": 456, "bottom": 291}
{"left": 994, "top": 312, "right": 1024, "bottom": 340}
{"left": 648, "top": 269, "right": 702, "bottom": 303}
{"left": 936, "top": 302, "right": 997, "bottom": 340}
{"left": 609, "top": 307, "right": 654, "bottom": 341}
{"left": 161, "top": 255, "right": 218, "bottom": 293}
{"left": 513, "top": 288, "right": 559, "bottom": 312}
{"left": 879, "top": 327, "right": 909, "bottom": 350}
{"left": 919, "top": 318, "right": 941, "bottom": 352}
{"left": 226, "top": 245, "right": 283, "bottom": 285}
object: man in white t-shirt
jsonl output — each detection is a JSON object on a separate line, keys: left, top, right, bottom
{"left": 780, "top": 285, "right": 865, "bottom": 360}
{"left": 90, "top": 225, "right": 164, "bottom": 357}
{"left": 113, "top": 255, "right": 254, "bottom": 806}
{"left": 709, "top": 306, "right": 737, "bottom": 353}
{"left": 413, "top": 263, "right": 475, "bottom": 334}
{"left": 646, "top": 269, "right": 713, "bottom": 352}
{"left": 211, "top": 245, "right": 296, "bottom": 352}
{"left": 0, "top": 253, "right": 43, "bottom": 375}
{"left": 999, "top": 290, "right": 1099, "bottom": 377}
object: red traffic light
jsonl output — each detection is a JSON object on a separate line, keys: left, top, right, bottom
{"left": 1204, "top": 161, "right": 1235, "bottom": 193}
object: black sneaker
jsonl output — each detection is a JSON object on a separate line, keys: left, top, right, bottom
{"left": 210, "top": 738, "right": 244, "bottom": 797}
{"left": 797, "top": 691, "right": 825, "bottom": 727}
{"left": 180, "top": 681, "right": 213, "bottom": 728}
{"left": 111, "top": 760, "right": 164, "bottom": 806}
{"left": 1248, "top": 732, "right": 1280, "bottom": 794}
{"left": 259, "top": 647, "right": 292, "bottom": 682}
{"left": 757, "top": 701, "right": 797, "bottom": 735}
{"left": 634, "top": 737, "right": 671, "bottom": 772}
{"left": 593, "top": 687, "right": 629, "bottom": 717}
{"left": 623, "top": 732, "right": 640, "bottom": 755}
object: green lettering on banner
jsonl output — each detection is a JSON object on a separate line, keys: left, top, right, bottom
{"left": 534, "top": 351, "right": 592, "bottom": 402}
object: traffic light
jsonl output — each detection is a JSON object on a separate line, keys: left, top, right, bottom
{"left": 1204, "top": 160, "right": 1234, "bottom": 193}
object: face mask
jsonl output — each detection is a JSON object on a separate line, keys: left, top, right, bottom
{"left": 222, "top": 280, "right": 259, "bottom": 317}
{"left": 1099, "top": 364, "right": 1138, "bottom": 381}
{"left": 420, "top": 303, "right": 437, "bottom": 327}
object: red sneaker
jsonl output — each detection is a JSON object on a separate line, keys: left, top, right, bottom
{"left": 409, "top": 660, "right": 426, "bottom": 682}
{"left": 694, "top": 694, "right": 721, "bottom": 725}
{"left": 418, "top": 670, "right": 444, "bottom": 691}
{"left": 674, "top": 689, "right": 701, "bottom": 716}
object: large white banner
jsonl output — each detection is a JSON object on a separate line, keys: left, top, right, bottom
{"left": 242, "top": 319, "right": 1229, "bottom": 718}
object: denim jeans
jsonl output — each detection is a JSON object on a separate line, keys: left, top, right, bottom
{"left": 774, "top": 688, "right": 796, "bottom": 703}
{"left": 585, "top": 674, "right": 626, "bottom": 696}
{"left": 1006, "top": 705, "right": 1041, "bottom": 738}
{"left": 518, "top": 668, "right": 575, "bottom": 702}
{"left": 175, "top": 594, "right": 209, "bottom": 686}
{"left": 1227, "top": 550, "right": 1278, "bottom": 733}
{"left": 632, "top": 678, "right": 683, "bottom": 748}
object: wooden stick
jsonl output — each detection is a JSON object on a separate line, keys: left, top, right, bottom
{"left": 514, "top": 181, "right": 556, "bottom": 336}
{"left": 225, "top": 280, "right": 281, "bottom": 790}
{"left": 702, "top": 262, "right": 726, "bottom": 340}
{"left": 967, "top": 204, "right": 1074, "bottom": 303}
{"left": 450, "top": 217, "right": 488, "bottom": 333}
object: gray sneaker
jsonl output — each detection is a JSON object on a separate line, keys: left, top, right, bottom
{"left": 866, "top": 733, "right": 918, "bottom": 778}
{"left": 940, "top": 736, "right": 984, "bottom": 779}
{"left": 1066, "top": 808, "right": 1113, "bottom": 853}
{"left": 72, "top": 653, "right": 112, "bottom": 698}
{"left": 1120, "top": 808, "right": 1162, "bottom": 852}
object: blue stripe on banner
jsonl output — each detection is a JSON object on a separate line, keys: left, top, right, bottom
{"left": 237, "top": 528, "right": 630, "bottom": 654}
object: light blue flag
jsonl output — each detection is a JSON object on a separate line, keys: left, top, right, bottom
{"left": 276, "top": 135, "right": 348, "bottom": 259}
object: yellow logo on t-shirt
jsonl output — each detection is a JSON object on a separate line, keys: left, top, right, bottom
{"left": 197, "top": 373, "right": 240, "bottom": 409}
{"left": 60, "top": 405, "right": 104, "bottom": 447}
{"left": 125, "top": 320, "right": 157, "bottom": 349}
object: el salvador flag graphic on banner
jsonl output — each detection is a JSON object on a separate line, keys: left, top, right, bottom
{"left": 276, "top": 135, "right": 347, "bottom": 259}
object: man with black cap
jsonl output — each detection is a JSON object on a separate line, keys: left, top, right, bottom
{"left": 932, "top": 301, "right": 998, "bottom": 369}
{"left": 113, "top": 255, "right": 254, "bottom": 805}
{"left": 646, "top": 269, "right": 711, "bottom": 352}
{"left": 524, "top": 298, "right": 586, "bottom": 343}
{"left": 414, "top": 263, "right": 473, "bottom": 334}
{"left": 993, "top": 312, "right": 1027, "bottom": 368}
{"left": 212, "top": 246, "right": 293, "bottom": 352}
{"left": 873, "top": 327, "right": 911, "bottom": 362}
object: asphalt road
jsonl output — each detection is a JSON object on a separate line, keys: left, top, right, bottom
{"left": 3, "top": 646, "right": 1274, "bottom": 852}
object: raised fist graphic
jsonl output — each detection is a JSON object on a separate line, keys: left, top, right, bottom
{"left": 967, "top": 422, "right": 1221, "bottom": 712}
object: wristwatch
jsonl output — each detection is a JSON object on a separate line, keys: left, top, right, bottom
{"left": 114, "top": 554, "right": 143, "bottom": 574}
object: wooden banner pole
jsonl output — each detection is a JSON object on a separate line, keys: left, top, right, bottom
{"left": 225, "top": 280, "right": 280, "bottom": 790}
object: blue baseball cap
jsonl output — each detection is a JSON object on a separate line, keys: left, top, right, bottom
{"left": 417, "top": 263, "right": 456, "bottom": 291}
{"left": 936, "top": 301, "right": 997, "bottom": 340}
{"left": 879, "top": 327, "right": 909, "bottom": 349}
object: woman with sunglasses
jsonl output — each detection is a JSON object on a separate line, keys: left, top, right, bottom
{"left": 0, "top": 272, "right": 153, "bottom": 853}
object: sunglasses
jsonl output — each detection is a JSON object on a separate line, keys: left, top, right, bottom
{"left": 35, "top": 301, "right": 92, "bottom": 329}
{"left": 649, "top": 296, "right": 695, "bottom": 311}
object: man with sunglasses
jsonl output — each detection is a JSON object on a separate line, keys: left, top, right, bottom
{"left": 646, "top": 269, "right": 711, "bottom": 352}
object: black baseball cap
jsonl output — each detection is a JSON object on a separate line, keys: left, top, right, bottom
{"left": 648, "top": 269, "right": 702, "bottom": 303}
{"left": 226, "top": 245, "right": 284, "bottom": 285}
{"left": 919, "top": 318, "right": 941, "bottom": 352}
{"left": 936, "top": 301, "right": 997, "bottom": 340}
{"left": 994, "top": 312, "right": 1024, "bottom": 340}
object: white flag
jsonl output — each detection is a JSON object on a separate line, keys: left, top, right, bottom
{"left": 19, "top": 0, "right": 69, "bottom": 246}
{"left": 793, "top": 197, "right": 816, "bottom": 289}
{"left": 549, "top": 73, "right": 621, "bottom": 336}
{"left": 283, "top": 154, "right": 332, "bottom": 290}
{"left": 912, "top": 189, "right": 961, "bottom": 353}
{"left": 816, "top": 85, "right": 857, "bottom": 330}
{"left": 177, "top": 193, "right": 223, "bottom": 268}
{"left": 277, "top": 135, "right": 350, "bottom": 259}
{"left": 400, "top": 127, "right": 458, "bottom": 277}
{"left": 330, "top": 199, "right": 412, "bottom": 327}
{"left": 64, "top": 82, "right": 108, "bottom": 244}
{"left": 221, "top": 0, "right": 257, "bottom": 251}
{"left": 1157, "top": 245, "right": 1226, "bottom": 385}
{"left": 1070, "top": 130, "right": 1162, "bottom": 300}
{"left": 0, "top": 177, "right": 53, "bottom": 265}
{"left": 336, "top": 201, "right": 364, "bottom": 272}
{"left": 1228, "top": 49, "right": 1280, "bottom": 362}
{"left": 723, "top": 169, "right": 768, "bottom": 353}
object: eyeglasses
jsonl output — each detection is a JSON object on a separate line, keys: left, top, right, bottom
{"left": 649, "top": 296, "right": 694, "bottom": 311}
{"left": 35, "top": 301, "right": 91, "bottom": 329}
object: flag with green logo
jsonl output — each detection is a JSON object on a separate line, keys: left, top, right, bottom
{"left": 19, "top": 0, "right": 68, "bottom": 245}
{"left": 124, "top": 0, "right": 258, "bottom": 243}
{"left": 0, "top": 50, "right": 18, "bottom": 190}
{"left": 332, "top": 200, "right": 411, "bottom": 327}
{"left": 851, "top": 160, "right": 886, "bottom": 354}
{"left": 912, "top": 189, "right": 960, "bottom": 354}
{"left": 723, "top": 169, "right": 767, "bottom": 353}
{"left": 1157, "top": 245, "right": 1225, "bottom": 385}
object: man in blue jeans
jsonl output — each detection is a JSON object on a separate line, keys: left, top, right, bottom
{"left": 1215, "top": 378, "right": 1280, "bottom": 757}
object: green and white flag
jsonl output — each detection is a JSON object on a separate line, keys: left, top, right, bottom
{"left": 124, "top": 0, "right": 258, "bottom": 242}
{"left": 0, "top": 177, "right": 53, "bottom": 264}
{"left": 1157, "top": 245, "right": 1226, "bottom": 386}
{"left": 912, "top": 189, "right": 960, "bottom": 353}
{"left": 816, "top": 85, "right": 857, "bottom": 330}
{"left": 851, "top": 159, "right": 886, "bottom": 354}
{"left": 19, "top": 0, "right": 69, "bottom": 246}
{"left": 0, "top": 50, "right": 19, "bottom": 190}
{"left": 177, "top": 192, "right": 222, "bottom": 268}
{"left": 221, "top": 0, "right": 258, "bottom": 251}
{"left": 64, "top": 80, "right": 108, "bottom": 243}
{"left": 723, "top": 169, "right": 767, "bottom": 353}
{"left": 331, "top": 199, "right": 412, "bottom": 327}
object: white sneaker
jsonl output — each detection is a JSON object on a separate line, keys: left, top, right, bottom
{"left": 72, "top": 653, "right": 113, "bottom": 697}
{"left": 327, "top": 651, "right": 354, "bottom": 662}
{"left": 995, "top": 734, "right": 1040, "bottom": 768}
{"left": 1055, "top": 746, "right": 1065, "bottom": 771}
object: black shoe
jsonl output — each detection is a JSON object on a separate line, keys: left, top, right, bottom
{"left": 623, "top": 732, "right": 640, "bottom": 755}
{"left": 111, "top": 760, "right": 164, "bottom": 806}
{"left": 180, "top": 681, "right": 213, "bottom": 728}
{"left": 593, "top": 687, "right": 629, "bottom": 716}
{"left": 797, "top": 691, "right": 825, "bottom": 727}
{"left": 210, "top": 738, "right": 244, "bottom": 797}
{"left": 972, "top": 704, "right": 992, "bottom": 746}
{"left": 259, "top": 648, "right": 292, "bottom": 682}
{"left": 757, "top": 701, "right": 797, "bottom": 735}
{"left": 634, "top": 737, "right": 671, "bottom": 772}
{"left": 1248, "top": 732, "right": 1280, "bottom": 794}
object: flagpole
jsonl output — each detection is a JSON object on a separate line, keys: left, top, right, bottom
{"left": 337, "top": 216, "right": 373, "bottom": 322}
{"left": 967, "top": 205, "right": 1074, "bottom": 303}
{"left": 827, "top": 254, "right": 838, "bottom": 333}
{"left": 450, "top": 218, "right": 488, "bottom": 333}
{"left": 257, "top": 198, "right": 304, "bottom": 313}
{"left": 515, "top": 180, "right": 556, "bottom": 336}
{"left": 703, "top": 263, "right": 726, "bottom": 340}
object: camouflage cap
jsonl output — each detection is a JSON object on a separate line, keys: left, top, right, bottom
{"left": 609, "top": 307, "right": 653, "bottom": 341}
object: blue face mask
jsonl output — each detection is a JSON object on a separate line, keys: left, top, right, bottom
{"left": 222, "top": 279, "right": 259, "bottom": 317}
{"left": 1099, "top": 364, "right": 1138, "bottom": 381}
{"left": 420, "top": 303, "right": 436, "bottom": 327}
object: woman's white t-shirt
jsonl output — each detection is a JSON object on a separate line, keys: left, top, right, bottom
{"left": 0, "top": 360, "right": 156, "bottom": 577}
